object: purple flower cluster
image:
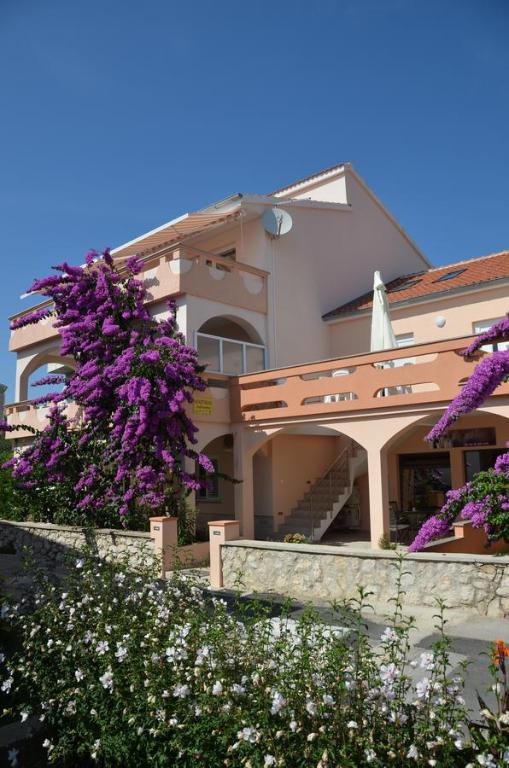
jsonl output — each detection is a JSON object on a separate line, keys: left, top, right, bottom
{"left": 3, "top": 250, "right": 212, "bottom": 527}
{"left": 462, "top": 313, "right": 509, "bottom": 358}
{"left": 426, "top": 350, "right": 509, "bottom": 445}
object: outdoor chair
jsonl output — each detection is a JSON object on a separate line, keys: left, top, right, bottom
{"left": 389, "top": 501, "right": 411, "bottom": 544}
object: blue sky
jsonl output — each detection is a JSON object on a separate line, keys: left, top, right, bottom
{"left": 0, "top": 0, "right": 508, "bottom": 398}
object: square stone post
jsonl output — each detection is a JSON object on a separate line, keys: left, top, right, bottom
{"left": 233, "top": 427, "right": 254, "bottom": 538}
{"left": 367, "top": 447, "right": 390, "bottom": 549}
{"left": 149, "top": 516, "right": 178, "bottom": 578}
{"left": 208, "top": 519, "right": 240, "bottom": 589}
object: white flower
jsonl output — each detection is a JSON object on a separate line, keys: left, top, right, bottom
{"left": 407, "top": 745, "right": 419, "bottom": 760}
{"left": 419, "top": 652, "right": 435, "bottom": 671}
{"left": 42, "top": 738, "right": 53, "bottom": 750}
{"left": 75, "top": 669, "right": 84, "bottom": 682}
{"left": 96, "top": 640, "right": 109, "bottom": 655}
{"left": 99, "top": 669, "right": 114, "bottom": 691}
{"left": 455, "top": 739, "right": 464, "bottom": 750}
{"left": 20, "top": 711, "right": 29, "bottom": 722}
{"left": 381, "top": 627, "right": 397, "bottom": 642}
{"left": 212, "top": 680, "right": 223, "bottom": 696}
{"left": 232, "top": 683, "right": 245, "bottom": 695}
{"left": 173, "top": 683, "right": 190, "bottom": 699}
{"left": 237, "top": 726, "right": 259, "bottom": 743}
{"left": 365, "top": 749, "right": 376, "bottom": 763}
{"left": 76, "top": 559, "right": 84, "bottom": 569}
{"left": 322, "top": 694, "right": 335, "bottom": 706}
{"left": 0, "top": 652, "right": 5, "bottom": 663}
{"left": 477, "top": 755, "right": 497, "bottom": 767}
{"left": 307, "top": 732, "right": 317, "bottom": 742}
{"left": 264, "top": 756, "right": 276, "bottom": 767}
{"left": 346, "top": 720, "right": 358, "bottom": 729}
{"left": 271, "top": 691, "right": 286, "bottom": 714}
{"left": 306, "top": 700, "right": 318, "bottom": 716}
{"left": 91, "top": 738, "right": 101, "bottom": 760}
{"left": 379, "top": 663, "right": 398, "bottom": 684}
{"left": 115, "top": 644, "right": 128, "bottom": 662}
{"left": 289, "top": 720, "right": 298, "bottom": 732}
{"left": 1, "top": 676, "right": 13, "bottom": 693}
{"left": 415, "top": 677, "right": 431, "bottom": 700}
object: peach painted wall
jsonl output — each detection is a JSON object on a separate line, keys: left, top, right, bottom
{"left": 270, "top": 435, "right": 343, "bottom": 530}
{"left": 267, "top": 187, "right": 429, "bottom": 368}
{"left": 328, "top": 283, "right": 509, "bottom": 358}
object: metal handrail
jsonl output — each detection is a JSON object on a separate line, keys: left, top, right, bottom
{"left": 305, "top": 441, "right": 354, "bottom": 538}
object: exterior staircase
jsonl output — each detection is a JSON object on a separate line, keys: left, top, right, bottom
{"left": 276, "top": 441, "right": 367, "bottom": 542}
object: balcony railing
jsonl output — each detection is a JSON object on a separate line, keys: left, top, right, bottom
{"left": 4, "top": 400, "right": 80, "bottom": 439}
{"left": 9, "top": 248, "right": 269, "bottom": 352}
{"left": 196, "top": 332, "right": 266, "bottom": 376}
{"left": 3, "top": 371, "right": 233, "bottom": 441}
{"left": 230, "top": 335, "right": 509, "bottom": 423}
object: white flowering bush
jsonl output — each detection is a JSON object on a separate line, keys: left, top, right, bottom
{"left": 0, "top": 555, "right": 508, "bottom": 766}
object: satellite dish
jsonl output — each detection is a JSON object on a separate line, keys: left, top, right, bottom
{"left": 262, "top": 207, "right": 293, "bottom": 238}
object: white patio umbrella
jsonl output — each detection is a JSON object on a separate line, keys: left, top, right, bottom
{"left": 370, "top": 271, "right": 397, "bottom": 398}
{"left": 370, "top": 270, "right": 397, "bottom": 352}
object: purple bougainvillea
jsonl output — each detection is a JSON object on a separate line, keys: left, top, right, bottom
{"left": 426, "top": 351, "right": 509, "bottom": 445}
{"left": 462, "top": 312, "right": 509, "bottom": 357}
{"left": 409, "top": 315, "right": 509, "bottom": 551}
{"left": 2, "top": 250, "right": 213, "bottom": 529}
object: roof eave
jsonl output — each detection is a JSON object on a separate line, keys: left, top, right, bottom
{"left": 322, "top": 276, "right": 509, "bottom": 323}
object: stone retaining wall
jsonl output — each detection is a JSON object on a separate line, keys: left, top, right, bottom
{"left": 0, "top": 520, "right": 156, "bottom": 568}
{"left": 221, "top": 540, "right": 509, "bottom": 617}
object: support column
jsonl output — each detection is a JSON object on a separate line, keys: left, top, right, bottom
{"left": 233, "top": 427, "right": 255, "bottom": 539}
{"left": 367, "top": 447, "right": 390, "bottom": 549}
{"left": 208, "top": 519, "right": 241, "bottom": 589}
{"left": 149, "top": 516, "right": 178, "bottom": 577}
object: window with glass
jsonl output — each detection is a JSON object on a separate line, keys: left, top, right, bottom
{"left": 196, "top": 332, "right": 265, "bottom": 375}
{"left": 399, "top": 453, "right": 451, "bottom": 513}
{"left": 473, "top": 318, "right": 509, "bottom": 353}
{"left": 198, "top": 458, "right": 219, "bottom": 500}
{"left": 464, "top": 448, "right": 507, "bottom": 482}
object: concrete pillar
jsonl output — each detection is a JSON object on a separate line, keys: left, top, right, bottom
{"left": 450, "top": 449, "right": 464, "bottom": 490}
{"left": 208, "top": 519, "right": 241, "bottom": 589}
{"left": 367, "top": 447, "right": 390, "bottom": 549}
{"left": 149, "top": 516, "right": 178, "bottom": 577}
{"left": 233, "top": 428, "right": 255, "bottom": 538}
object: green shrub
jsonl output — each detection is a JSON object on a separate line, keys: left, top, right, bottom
{"left": 0, "top": 555, "right": 507, "bottom": 766}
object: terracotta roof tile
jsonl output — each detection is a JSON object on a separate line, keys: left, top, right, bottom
{"left": 323, "top": 250, "right": 509, "bottom": 320}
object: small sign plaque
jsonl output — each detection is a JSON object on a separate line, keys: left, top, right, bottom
{"left": 193, "top": 396, "right": 213, "bottom": 417}
{"left": 213, "top": 530, "right": 221, "bottom": 536}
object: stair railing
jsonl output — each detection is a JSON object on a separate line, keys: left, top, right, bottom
{"left": 306, "top": 441, "right": 354, "bottom": 539}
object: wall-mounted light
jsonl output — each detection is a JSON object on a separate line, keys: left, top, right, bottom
{"left": 435, "top": 316, "right": 446, "bottom": 328}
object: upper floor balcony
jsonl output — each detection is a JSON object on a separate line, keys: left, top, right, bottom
{"left": 9, "top": 248, "right": 269, "bottom": 353}
{"left": 230, "top": 335, "right": 509, "bottom": 424}
{"left": 4, "top": 399, "right": 80, "bottom": 440}
{"left": 3, "top": 373, "right": 232, "bottom": 442}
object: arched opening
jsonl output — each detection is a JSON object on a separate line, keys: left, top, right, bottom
{"left": 19, "top": 350, "right": 75, "bottom": 402}
{"left": 251, "top": 425, "right": 368, "bottom": 545}
{"left": 196, "top": 316, "right": 266, "bottom": 376}
{"left": 195, "top": 433, "right": 235, "bottom": 536}
{"left": 383, "top": 410, "right": 509, "bottom": 546}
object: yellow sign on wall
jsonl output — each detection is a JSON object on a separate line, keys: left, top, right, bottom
{"left": 193, "top": 396, "right": 213, "bottom": 417}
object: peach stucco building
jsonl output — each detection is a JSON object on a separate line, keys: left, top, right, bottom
{"left": 5, "top": 163, "right": 509, "bottom": 549}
